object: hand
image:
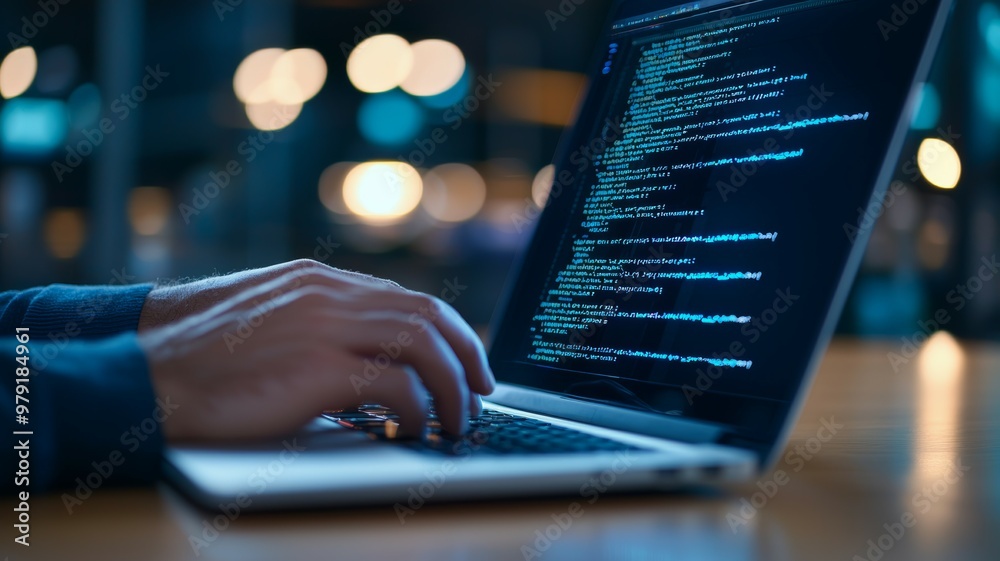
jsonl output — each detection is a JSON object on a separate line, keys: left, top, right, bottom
{"left": 137, "top": 260, "right": 495, "bottom": 442}
{"left": 137, "top": 259, "right": 404, "bottom": 331}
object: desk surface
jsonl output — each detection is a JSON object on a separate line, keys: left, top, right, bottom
{"left": 13, "top": 338, "right": 1000, "bottom": 561}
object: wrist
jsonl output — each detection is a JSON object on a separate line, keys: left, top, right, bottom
{"left": 139, "top": 283, "right": 194, "bottom": 332}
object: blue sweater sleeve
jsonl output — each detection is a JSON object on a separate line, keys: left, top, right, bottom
{"left": 2, "top": 284, "right": 164, "bottom": 496}
{"left": 2, "top": 283, "right": 154, "bottom": 340}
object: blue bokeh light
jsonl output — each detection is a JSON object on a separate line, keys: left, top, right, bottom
{"left": 910, "top": 82, "right": 941, "bottom": 130}
{"left": 852, "top": 276, "right": 924, "bottom": 336}
{"left": 358, "top": 91, "right": 425, "bottom": 146}
{"left": 67, "top": 83, "right": 102, "bottom": 129}
{"left": 0, "top": 98, "right": 69, "bottom": 156}
{"left": 976, "top": 63, "right": 1000, "bottom": 122}
{"left": 980, "top": 3, "right": 1000, "bottom": 61}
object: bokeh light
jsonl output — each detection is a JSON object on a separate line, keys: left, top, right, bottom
{"left": 497, "top": 69, "right": 587, "bottom": 127}
{"left": 342, "top": 161, "right": 423, "bottom": 223}
{"left": 917, "top": 218, "right": 951, "bottom": 270}
{"left": 532, "top": 164, "right": 556, "bottom": 208}
{"left": 128, "top": 186, "right": 172, "bottom": 236}
{"left": 910, "top": 82, "right": 940, "bottom": 130}
{"left": 0, "top": 47, "right": 38, "bottom": 99}
{"left": 245, "top": 100, "right": 302, "bottom": 131}
{"left": 67, "top": 83, "right": 102, "bottom": 128}
{"left": 980, "top": 3, "right": 1000, "bottom": 61}
{"left": 977, "top": 63, "right": 1000, "bottom": 122}
{"left": 346, "top": 35, "right": 413, "bottom": 93}
{"left": 401, "top": 39, "right": 466, "bottom": 97}
{"left": 234, "top": 47, "right": 326, "bottom": 130}
{"left": 0, "top": 98, "right": 69, "bottom": 155}
{"left": 422, "top": 163, "right": 487, "bottom": 223}
{"left": 917, "top": 331, "right": 965, "bottom": 384}
{"left": 0, "top": 169, "right": 44, "bottom": 232}
{"left": 43, "top": 208, "right": 86, "bottom": 259}
{"left": 132, "top": 236, "right": 171, "bottom": 264}
{"left": 318, "top": 162, "right": 358, "bottom": 214}
{"left": 233, "top": 48, "right": 285, "bottom": 104}
{"left": 269, "top": 48, "right": 327, "bottom": 104}
{"left": 418, "top": 67, "right": 472, "bottom": 109}
{"left": 357, "top": 91, "right": 424, "bottom": 145}
{"left": 235, "top": 47, "right": 327, "bottom": 106}
{"left": 917, "top": 138, "right": 962, "bottom": 190}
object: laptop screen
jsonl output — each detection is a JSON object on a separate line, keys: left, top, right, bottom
{"left": 489, "top": 0, "right": 948, "bottom": 453}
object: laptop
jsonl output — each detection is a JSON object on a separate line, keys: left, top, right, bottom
{"left": 166, "top": 0, "right": 953, "bottom": 510}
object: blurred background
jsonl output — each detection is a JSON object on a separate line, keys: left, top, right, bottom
{"left": 0, "top": 0, "right": 997, "bottom": 339}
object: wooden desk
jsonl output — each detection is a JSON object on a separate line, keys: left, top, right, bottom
{"left": 11, "top": 338, "right": 1000, "bottom": 561}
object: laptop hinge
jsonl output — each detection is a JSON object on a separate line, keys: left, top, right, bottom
{"left": 488, "top": 384, "right": 725, "bottom": 445}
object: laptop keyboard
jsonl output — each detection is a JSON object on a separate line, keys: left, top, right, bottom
{"left": 322, "top": 405, "right": 647, "bottom": 456}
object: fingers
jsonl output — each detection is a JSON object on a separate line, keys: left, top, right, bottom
{"left": 326, "top": 311, "right": 470, "bottom": 434}
{"left": 284, "top": 358, "right": 433, "bottom": 439}
{"left": 230, "top": 269, "right": 495, "bottom": 397}
{"left": 183, "top": 267, "right": 492, "bottom": 436}
{"left": 358, "top": 366, "right": 431, "bottom": 438}
{"left": 470, "top": 393, "right": 484, "bottom": 417}
{"left": 211, "top": 285, "right": 475, "bottom": 434}
{"left": 330, "top": 290, "right": 495, "bottom": 396}
{"left": 146, "top": 278, "right": 491, "bottom": 443}
{"left": 209, "top": 365, "right": 432, "bottom": 441}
